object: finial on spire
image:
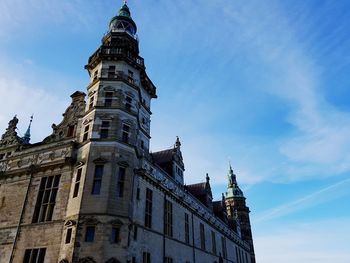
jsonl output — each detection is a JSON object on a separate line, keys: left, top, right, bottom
{"left": 22, "top": 115, "right": 33, "bottom": 144}
{"left": 206, "top": 173, "right": 210, "bottom": 183}
{"left": 175, "top": 136, "right": 181, "bottom": 149}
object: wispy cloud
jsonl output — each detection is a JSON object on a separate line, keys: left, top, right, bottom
{"left": 254, "top": 177, "right": 350, "bottom": 223}
{"left": 0, "top": 61, "right": 70, "bottom": 142}
{"left": 255, "top": 218, "right": 350, "bottom": 263}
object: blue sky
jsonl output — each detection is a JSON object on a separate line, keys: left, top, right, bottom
{"left": 1, "top": 0, "right": 350, "bottom": 262}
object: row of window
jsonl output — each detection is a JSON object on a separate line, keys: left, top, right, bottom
{"left": 236, "top": 246, "right": 250, "bottom": 263}
{"left": 88, "top": 92, "right": 134, "bottom": 110}
{"left": 83, "top": 225, "right": 120, "bottom": 243}
{"left": 82, "top": 122, "right": 134, "bottom": 144}
{"left": 143, "top": 188, "right": 228, "bottom": 258}
{"left": 91, "top": 165, "right": 126, "bottom": 196}
{"left": 22, "top": 249, "right": 172, "bottom": 263}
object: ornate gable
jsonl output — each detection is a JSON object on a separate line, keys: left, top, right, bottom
{"left": 0, "top": 116, "right": 22, "bottom": 149}
{"left": 43, "top": 91, "right": 86, "bottom": 143}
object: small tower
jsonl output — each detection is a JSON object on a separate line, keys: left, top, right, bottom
{"left": 225, "top": 165, "right": 255, "bottom": 263}
{"left": 21, "top": 115, "right": 33, "bottom": 144}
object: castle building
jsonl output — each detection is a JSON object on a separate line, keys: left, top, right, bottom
{"left": 0, "top": 3, "right": 255, "bottom": 263}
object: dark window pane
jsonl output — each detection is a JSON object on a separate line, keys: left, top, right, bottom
{"left": 23, "top": 249, "right": 31, "bottom": 263}
{"left": 111, "top": 227, "right": 120, "bottom": 243}
{"left": 85, "top": 226, "right": 95, "bottom": 242}
{"left": 37, "top": 248, "right": 46, "bottom": 263}
{"left": 91, "top": 180, "right": 102, "bottom": 195}
{"left": 95, "top": 165, "right": 104, "bottom": 178}
{"left": 100, "top": 129, "right": 109, "bottom": 139}
{"left": 73, "top": 183, "right": 80, "bottom": 198}
{"left": 66, "top": 228, "right": 72, "bottom": 244}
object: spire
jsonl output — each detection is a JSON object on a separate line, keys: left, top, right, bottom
{"left": 228, "top": 163, "right": 237, "bottom": 187}
{"left": 175, "top": 136, "right": 181, "bottom": 149}
{"left": 22, "top": 115, "right": 33, "bottom": 144}
{"left": 206, "top": 173, "right": 210, "bottom": 183}
{"left": 225, "top": 163, "right": 244, "bottom": 199}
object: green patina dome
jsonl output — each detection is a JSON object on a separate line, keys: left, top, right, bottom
{"left": 109, "top": 3, "right": 137, "bottom": 35}
{"left": 118, "top": 3, "right": 131, "bottom": 17}
{"left": 225, "top": 165, "right": 245, "bottom": 199}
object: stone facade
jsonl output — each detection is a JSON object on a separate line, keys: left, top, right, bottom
{"left": 0, "top": 3, "right": 255, "bottom": 263}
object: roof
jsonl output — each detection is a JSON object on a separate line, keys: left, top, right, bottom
{"left": 186, "top": 182, "right": 207, "bottom": 196}
{"left": 151, "top": 149, "right": 173, "bottom": 164}
{"left": 212, "top": 201, "right": 224, "bottom": 213}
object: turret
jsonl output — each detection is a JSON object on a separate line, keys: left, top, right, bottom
{"left": 224, "top": 164, "right": 255, "bottom": 263}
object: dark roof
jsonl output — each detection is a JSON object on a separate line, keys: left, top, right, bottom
{"left": 213, "top": 201, "right": 224, "bottom": 213}
{"left": 151, "top": 149, "right": 173, "bottom": 164}
{"left": 186, "top": 182, "right": 207, "bottom": 196}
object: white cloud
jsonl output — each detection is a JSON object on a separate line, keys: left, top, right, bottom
{"left": 0, "top": 62, "right": 70, "bottom": 143}
{"left": 254, "top": 177, "right": 350, "bottom": 223}
{"left": 255, "top": 218, "right": 350, "bottom": 263}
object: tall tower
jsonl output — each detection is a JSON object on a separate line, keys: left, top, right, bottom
{"left": 225, "top": 165, "right": 255, "bottom": 263}
{"left": 63, "top": 3, "right": 157, "bottom": 262}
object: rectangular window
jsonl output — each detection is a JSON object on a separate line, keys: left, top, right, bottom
{"left": 23, "top": 248, "right": 46, "bottom": 263}
{"left": 133, "top": 225, "right": 138, "bottom": 240}
{"left": 100, "top": 121, "right": 110, "bottom": 139}
{"left": 136, "top": 187, "right": 140, "bottom": 200}
{"left": 108, "top": 66, "right": 116, "bottom": 78}
{"left": 122, "top": 124, "right": 130, "bottom": 143}
{"left": 32, "top": 175, "right": 61, "bottom": 223}
{"left": 125, "top": 96, "right": 132, "bottom": 111}
{"left": 185, "top": 213, "right": 190, "bottom": 244}
{"left": 65, "top": 228, "right": 73, "bottom": 244}
{"left": 67, "top": 125, "right": 75, "bottom": 137}
{"left": 111, "top": 227, "right": 120, "bottom": 243}
{"left": 104, "top": 92, "right": 113, "bottom": 107}
{"left": 132, "top": 257, "right": 136, "bottom": 263}
{"left": 200, "top": 223, "right": 205, "bottom": 250}
{"left": 211, "top": 231, "right": 217, "bottom": 255}
{"left": 0, "top": 153, "right": 5, "bottom": 160}
{"left": 164, "top": 257, "right": 173, "bottom": 263}
{"left": 117, "top": 167, "right": 126, "bottom": 197}
{"left": 164, "top": 200, "right": 173, "bottom": 237}
{"left": 89, "top": 96, "right": 94, "bottom": 110}
{"left": 92, "top": 165, "right": 104, "bottom": 195}
{"left": 144, "top": 188, "right": 152, "bottom": 228}
{"left": 128, "top": 70, "right": 134, "bottom": 84}
{"left": 142, "top": 252, "right": 151, "bottom": 263}
{"left": 245, "top": 252, "right": 249, "bottom": 263}
{"left": 83, "top": 125, "right": 89, "bottom": 142}
{"left": 73, "top": 168, "right": 82, "bottom": 198}
{"left": 93, "top": 70, "right": 98, "bottom": 81}
{"left": 221, "top": 236, "right": 227, "bottom": 259}
{"left": 85, "top": 226, "right": 95, "bottom": 242}
{"left": 236, "top": 247, "right": 240, "bottom": 263}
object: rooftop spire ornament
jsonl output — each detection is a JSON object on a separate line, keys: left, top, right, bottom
{"left": 22, "top": 115, "right": 33, "bottom": 144}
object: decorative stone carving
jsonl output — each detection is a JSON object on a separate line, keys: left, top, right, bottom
{"left": 0, "top": 116, "right": 22, "bottom": 148}
{"left": 64, "top": 220, "right": 77, "bottom": 227}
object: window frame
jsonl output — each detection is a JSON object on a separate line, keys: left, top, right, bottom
{"left": 85, "top": 226, "right": 95, "bottom": 242}
{"left": 32, "top": 175, "right": 61, "bottom": 223}
{"left": 91, "top": 165, "right": 104, "bottom": 195}
{"left": 144, "top": 188, "right": 153, "bottom": 228}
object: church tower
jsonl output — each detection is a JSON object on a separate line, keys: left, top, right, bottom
{"left": 64, "top": 3, "right": 157, "bottom": 262}
{"left": 225, "top": 165, "right": 256, "bottom": 263}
